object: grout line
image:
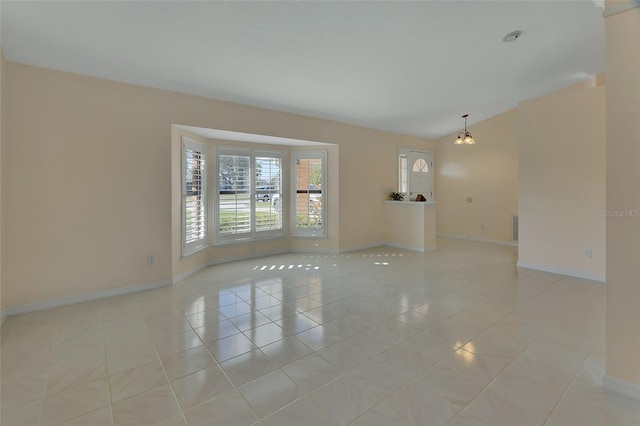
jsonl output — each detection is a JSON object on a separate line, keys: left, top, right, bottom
{"left": 542, "top": 301, "right": 604, "bottom": 425}
{"left": 148, "top": 324, "right": 185, "bottom": 425}
{"left": 178, "top": 294, "right": 263, "bottom": 423}
{"left": 445, "top": 332, "right": 542, "bottom": 425}
{"left": 2, "top": 246, "right": 613, "bottom": 426}
{"left": 100, "top": 310, "right": 115, "bottom": 426}
{"left": 39, "top": 318, "right": 62, "bottom": 424}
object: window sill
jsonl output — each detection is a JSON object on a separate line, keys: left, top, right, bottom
{"left": 213, "top": 234, "right": 286, "bottom": 247}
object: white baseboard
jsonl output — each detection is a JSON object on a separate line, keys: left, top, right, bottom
{"left": 516, "top": 261, "right": 605, "bottom": 283}
{"left": 172, "top": 263, "right": 208, "bottom": 284}
{"left": 291, "top": 247, "right": 341, "bottom": 254}
{"left": 4, "top": 279, "right": 173, "bottom": 318}
{"left": 288, "top": 242, "right": 384, "bottom": 254}
{"left": 337, "top": 242, "right": 385, "bottom": 253}
{"left": 208, "top": 249, "right": 291, "bottom": 266}
{"left": 603, "top": 374, "right": 640, "bottom": 402}
{"left": 386, "top": 243, "right": 424, "bottom": 253}
{"left": 291, "top": 242, "right": 387, "bottom": 254}
{"left": 437, "top": 233, "right": 518, "bottom": 247}
{"left": 173, "top": 249, "right": 293, "bottom": 284}
{"left": 2, "top": 236, "right": 515, "bottom": 319}
{"left": 336, "top": 242, "right": 437, "bottom": 254}
{"left": 380, "top": 242, "right": 432, "bottom": 253}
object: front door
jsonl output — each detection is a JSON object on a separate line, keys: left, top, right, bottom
{"left": 408, "top": 151, "right": 433, "bottom": 201}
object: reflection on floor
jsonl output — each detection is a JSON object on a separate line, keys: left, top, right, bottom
{"left": 1, "top": 238, "right": 639, "bottom": 425}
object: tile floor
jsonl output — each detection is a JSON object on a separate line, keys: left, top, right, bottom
{"left": 1, "top": 239, "right": 639, "bottom": 425}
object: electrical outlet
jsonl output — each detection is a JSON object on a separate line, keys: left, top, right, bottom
{"left": 147, "top": 255, "right": 156, "bottom": 266}
{"left": 584, "top": 249, "right": 592, "bottom": 259}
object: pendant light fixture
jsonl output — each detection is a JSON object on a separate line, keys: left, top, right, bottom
{"left": 454, "top": 114, "right": 476, "bottom": 145}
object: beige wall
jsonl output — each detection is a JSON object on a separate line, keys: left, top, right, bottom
{"left": 0, "top": 49, "right": 4, "bottom": 322}
{"left": 3, "top": 62, "right": 433, "bottom": 309}
{"left": 434, "top": 79, "right": 605, "bottom": 281}
{"left": 518, "top": 85, "right": 606, "bottom": 281}
{"left": 434, "top": 108, "right": 519, "bottom": 243}
{"left": 383, "top": 203, "right": 436, "bottom": 252}
{"left": 604, "top": 0, "right": 640, "bottom": 390}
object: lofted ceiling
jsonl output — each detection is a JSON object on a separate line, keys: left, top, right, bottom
{"left": 0, "top": 1, "right": 604, "bottom": 140}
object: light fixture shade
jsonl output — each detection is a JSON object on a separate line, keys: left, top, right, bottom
{"left": 454, "top": 114, "right": 477, "bottom": 145}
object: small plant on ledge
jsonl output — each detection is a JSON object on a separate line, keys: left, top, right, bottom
{"left": 390, "top": 192, "right": 405, "bottom": 201}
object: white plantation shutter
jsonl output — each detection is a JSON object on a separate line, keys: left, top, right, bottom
{"left": 255, "top": 153, "right": 283, "bottom": 235}
{"left": 216, "top": 149, "right": 284, "bottom": 243}
{"left": 182, "top": 138, "right": 207, "bottom": 255}
{"left": 218, "top": 152, "right": 252, "bottom": 238}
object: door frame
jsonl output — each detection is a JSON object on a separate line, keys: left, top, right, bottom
{"left": 398, "top": 147, "right": 434, "bottom": 201}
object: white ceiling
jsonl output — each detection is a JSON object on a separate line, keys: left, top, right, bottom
{"left": 0, "top": 1, "right": 604, "bottom": 140}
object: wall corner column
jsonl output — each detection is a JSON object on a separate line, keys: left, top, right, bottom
{"left": 604, "top": 0, "right": 640, "bottom": 400}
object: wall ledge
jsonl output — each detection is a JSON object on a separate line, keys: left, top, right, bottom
{"left": 384, "top": 200, "right": 437, "bottom": 206}
{"left": 516, "top": 261, "right": 605, "bottom": 283}
{"left": 438, "top": 233, "right": 518, "bottom": 247}
{"left": 603, "top": 374, "right": 640, "bottom": 402}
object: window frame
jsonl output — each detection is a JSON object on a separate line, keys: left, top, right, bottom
{"left": 214, "top": 147, "right": 284, "bottom": 244}
{"left": 182, "top": 137, "right": 208, "bottom": 256}
{"left": 291, "top": 150, "right": 327, "bottom": 238}
{"left": 399, "top": 154, "right": 408, "bottom": 194}
{"left": 254, "top": 151, "right": 285, "bottom": 235}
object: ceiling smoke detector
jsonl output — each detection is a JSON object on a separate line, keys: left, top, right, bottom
{"left": 502, "top": 30, "right": 522, "bottom": 43}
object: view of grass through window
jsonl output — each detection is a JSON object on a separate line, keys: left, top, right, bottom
{"left": 217, "top": 151, "right": 283, "bottom": 241}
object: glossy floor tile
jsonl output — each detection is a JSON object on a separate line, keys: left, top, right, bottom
{"left": 2, "top": 238, "right": 639, "bottom": 425}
